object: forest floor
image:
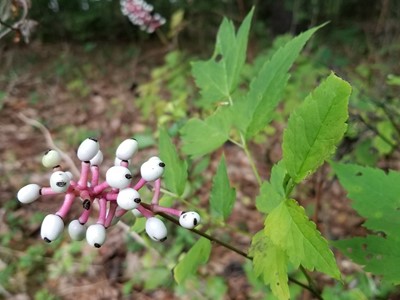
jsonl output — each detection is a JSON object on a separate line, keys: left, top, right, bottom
{"left": 0, "top": 41, "right": 388, "bottom": 300}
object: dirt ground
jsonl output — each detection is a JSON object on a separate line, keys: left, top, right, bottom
{"left": 0, "top": 42, "right": 378, "bottom": 300}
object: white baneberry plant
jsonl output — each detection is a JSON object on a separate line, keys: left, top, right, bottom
{"left": 17, "top": 137, "right": 200, "bottom": 248}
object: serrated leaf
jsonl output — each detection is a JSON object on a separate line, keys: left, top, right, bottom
{"left": 283, "top": 73, "right": 351, "bottom": 183}
{"left": 256, "top": 161, "right": 286, "bottom": 214}
{"left": 174, "top": 237, "right": 211, "bottom": 284}
{"left": 249, "top": 231, "right": 290, "bottom": 300}
{"left": 210, "top": 155, "right": 236, "bottom": 221}
{"left": 265, "top": 199, "right": 340, "bottom": 279}
{"left": 335, "top": 236, "right": 400, "bottom": 284}
{"left": 331, "top": 162, "right": 400, "bottom": 237}
{"left": 243, "top": 24, "right": 325, "bottom": 138}
{"left": 159, "top": 128, "right": 188, "bottom": 196}
{"left": 180, "top": 108, "right": 232, "bottom": 157}
{"left": 191, "top": 9, "right": 253, "bottom": 106}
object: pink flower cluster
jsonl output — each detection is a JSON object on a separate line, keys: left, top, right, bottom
{"left": 120, "top": 0, "right": 166, "bottom": 33}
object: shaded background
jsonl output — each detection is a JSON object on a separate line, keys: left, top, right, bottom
{"left": 1, "top": 0, "right": 400, "bottom": 299}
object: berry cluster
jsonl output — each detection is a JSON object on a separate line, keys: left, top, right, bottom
{"left": 120, "top": 0, "right": 166, "bottom": 33}
{"left": 17, "top": 138, "right": 200, "bottom": 248}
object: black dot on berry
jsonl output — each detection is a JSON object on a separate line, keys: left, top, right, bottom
{"left": 83, "top": 200, "right": 91, "bottom": 210}
{"left": 94, "top": 243, "right": 101, "bottom": 248}
{"left": 193, "top": 219, "right": 198, "bottom": 226}
{"left": 160, "top": 237, "right": 167, "bottom": 242}
{"left": 89, "top": 137, "right": 98, "bottom": 142}
{"left": 44, "top": 237, "right": 51, "bottom": 243}
{"left": 159, "top": 162, "right": 165, "bottom": 167}
{"left": 134, "top": 198, "right": 141, "bottom": 203}
{"left": 44, "top": 149, "right": 51, "bottom": 155}
{"left": 125, "top": 174, "right": 132, "bottom": 179}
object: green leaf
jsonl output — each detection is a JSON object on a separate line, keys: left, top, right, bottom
{"left": 265, "top": 199, "right": 340, "bottom": 279}
{"left": 256, "top": 161, "right": 287, "bottom": 214}
{"left": 335, "top": 236, "right": 400, "bottom": 284}
{"left": 283, "top": 73, "right": 351, "bottom": 183}
{"left": 331, "top": 163, "right": 400, "bottom": 237}
{"left": 249, "top": 231, "right": 290, "bottom": 300}
{"left": 159, "top": 128, "right": 188, "bottom": 196}
{"left": 174, "top": 237, "right": 211, "bottom": 284}
{"left": 180, "top": 108, "right": 232, "bottom": 157}
{"left": 332, "top": 163, "right": 400, "bottom": 283}
{"left": 244, "top": 24, "right": 325, "bottom": 138}
{"left": 191, "top": 9, "right": 253, "bottom": 106}
{"left": 210, "top": 155, "right": 236, "bottom": 221}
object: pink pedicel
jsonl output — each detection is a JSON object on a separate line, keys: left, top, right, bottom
{"left": 17, "top": 138, "right": 200, "bottom": 247}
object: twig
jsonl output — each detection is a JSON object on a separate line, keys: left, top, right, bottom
{"left": 357, "top": 114, "right": 398, "bottom": 150}
{"left": 17, "top": 112, "right": 80, "bottom": 177}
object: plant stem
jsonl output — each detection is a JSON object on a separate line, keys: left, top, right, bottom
{"left": 149, "top": 205, "right": 322, "bottom": 299}
{"left": 229, "top": 138, "right": 244, "bottom": 149}
{"left": 142, "top": 203, "right": 251, "bottom": 259}
{"left": 240, "top": 133, "right": 262, "bottom": 186}
{"left": 357, "top": 114, "right": 398, "bottom": 149}
{"left": 300, "top": 266, "right": 321, "bottom": 298}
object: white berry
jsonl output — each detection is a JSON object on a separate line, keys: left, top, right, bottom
{"left": 86, "top": 224, "right": 106, "bottom": 248}
{"left": 140, "top": 156, "right": 165, "bottom": 181}
{"left": 179, "top": 211, "right": 201, "bottom": 229}
{"left": 41, "top": 214, "right": 64, "bottom": 242}
{"left": 117, "top": 188, "right": 141, "bottom": 210}
{"left": 64, "top": 171, "right": 73, "bottom": 180}
{"left": 17, "top": 184, "right": 41, "bottom": 204}
{"left": 106, "top": 166, "right": 132, "bottom": 189}
{"left": 50, "top": 171, "right": 70, "bottom": 193}
{"left": 68, "top": 220, "right": 86, "bottom": 241}
{"left": 90, "top": 150, "right": 103, "bottom": 166}
{"left": 42, "top": 149, "right": 61, "bottom": 168}
{"left": 116, "top": 138, "right": 138, "bottom": 161}
{"left": 77, "top": 138, "right": 99, "bottom": 161}
{"left": 145, "top": 217, "right": 167, "bottom": 242}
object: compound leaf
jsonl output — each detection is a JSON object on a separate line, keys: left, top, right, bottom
{"left": 244, "top": 24, "right": 324, "bottom": 138}
{"left": 332, "top": 162, "right": 400, "bottom": 236}
{"left": 249, "top": 231, "right": 290, "bottom": 300}
{"left": 159, "top": 128, "right": 188, "bottom": 196}
{"left": 180, "top": 108, "right": 232, "bottom": 157}
{"left": 265, "top": 199, "right": 340, "bottom": 279}
{"left": 210, "top": 155, "right": 236, "bottom": 221}
{"left": 256, "top": 161, "right": 287, "bottom": 214}
{"left": 174, "top": 237, "right": 211, "bottom": 284}
{"left": 192, "top": 9, "right": 253, "bottom": 106}
{"left": 283, "top": 73, "right": 351, "bottom": 183}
